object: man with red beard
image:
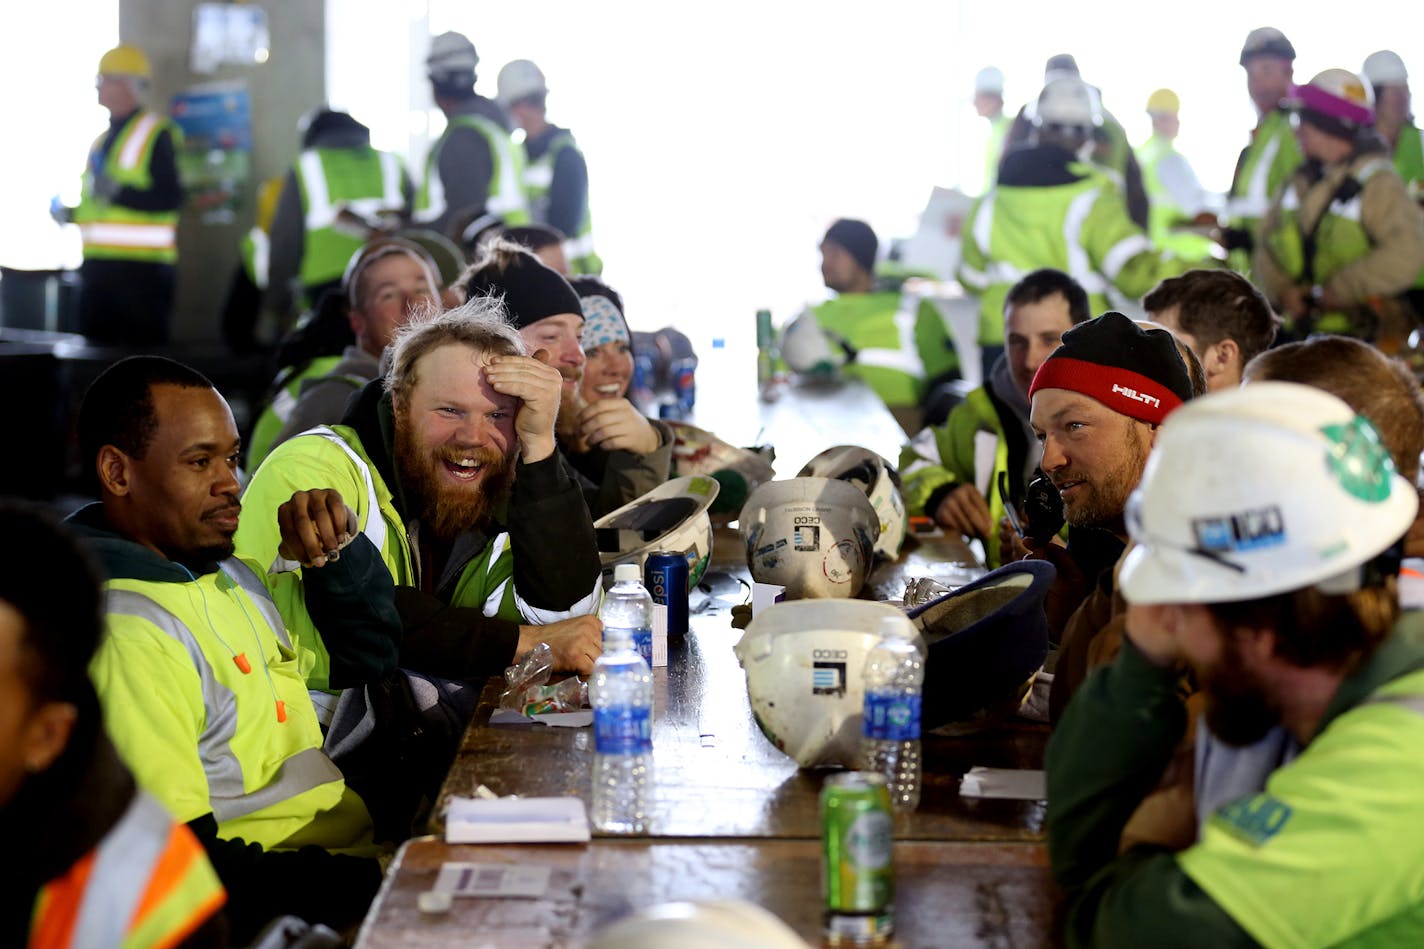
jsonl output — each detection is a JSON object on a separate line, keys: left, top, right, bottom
{"left": 456, "top": 243, "right": 672, "bottom": 517}
{"left": 235, "top": 299, "right": 604, "bottom": 750}
{"left": 1046, "top": 382, "right": 1424, "bottom": 947}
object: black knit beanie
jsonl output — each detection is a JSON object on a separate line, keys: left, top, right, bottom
{"left": 1029, "top": 311, "right": 1193, "bottom": 425}
{"left": 822, "top": 219, "right": 878, "bottom": 275}
{"left": 459, "top": 242, "right": 582, "bottom": 330}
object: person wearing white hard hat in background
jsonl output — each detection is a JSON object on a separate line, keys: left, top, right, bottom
{"left": 1221, "top": 27, "right": 1303, "bottom": 274}
{"left": 1047, "top": 382, "right": 1424, "bottom": 948}
{"left": 1362, "top": 50, "right": 1424, "bottom": 192}
{"left": 973, "top": 65, "right": 1011, "bottom": 192}
{"left": 1254, "top": 68, "right": 1424, "bottom": 345}
{"left": 959, "top": 77, "right": 1194, "bottom": 380}
{"left": 900, "top": 269, "right": 1090, "bottom": 569}
{"left": 264, "top": 107, "right": 414, "bottom": 328}
{"left": 415, "top": 31, "right": 529, "bottom": 240}
{"left": 497, "top": 60, "right": 602, "bottom": 275}
{"left": 52, "top": 45, "right": 183, "bottom": 345}
{"left": 1135, "top": 89, "right": 1217, "bottom": 261}
{"left": 1143, "top": 269, "right": 1280, "bottom": 392}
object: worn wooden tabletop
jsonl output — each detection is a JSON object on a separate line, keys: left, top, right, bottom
{"left": 355, "top": 836, "right": 1059, "bottom": 949}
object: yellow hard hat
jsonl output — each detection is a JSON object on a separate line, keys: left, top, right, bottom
{"left": 1146, "top": 88, "right": 1180, "bottom": 115}
{"left": 98, "top": 44, "right": 151, "bottom": 80}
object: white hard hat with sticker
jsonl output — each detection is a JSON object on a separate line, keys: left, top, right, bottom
{"left": 799, "top": 446, "right": 907, "bottom": 560}
{"left": 740, "top": 478, "right": 880, "bottom": 599}
{"left": 595, "top": 476, "right": 721, "bottom": 589}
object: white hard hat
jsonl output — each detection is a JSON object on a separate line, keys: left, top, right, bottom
{"left": 974, "top": 66, "right": 1005, "bottom": 96}
{"left": 736, "top": 600, "right": 920, "bottom": 768}
{"left": 1363, "top": 50, "right": 1409, "bottom": 87}
{"left": 798, "top": 446, "right": 906, "bottom": 560}
{"left": 496, "top": 59, "right": 548, "bottom": 106}
{"left": 427, "top": 31, "right": 478, "bottom": 77}
{"left": 595, "top": 476, "right": 721, "bottom": 589}
{"left": 588, "top": 900, "right": 808, "bottom": 949}
{"left": 1286, "top": 68, "right": 1376, "bottom": 130}
{"left": 740, "top": 478, "right": 880, "bottom": 599}
{"left": 1120, "top": 382, "right": 1417, "bottom": 606}
{"left": 779, "top": 309, "right": 847, "bottom": 376}
{"left": 1032, "top": 76, "right": 1102, "bottom": 128}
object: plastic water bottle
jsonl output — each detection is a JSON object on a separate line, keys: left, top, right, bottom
{"left": 861, "top": 614, "right": 925, "bottom": 811}
{"left": 600, "top": 562, "right": 654, "bottom": 665}
{"left": 591, "top": 566, "right": 655, "bottom": 834}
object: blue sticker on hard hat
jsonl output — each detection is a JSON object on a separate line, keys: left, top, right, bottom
{"left": 1192, "top": 506, "right": 1286, "bottom": 554}
{"left": 812, "top": 660, "right": 847, "bottom": 697}
{"left": 1321, "top": 417, "right": 1395, "bottom": 503}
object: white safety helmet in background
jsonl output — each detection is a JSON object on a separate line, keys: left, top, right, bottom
{"left": 779, "top": 309, "right": 847, "bottom": 376}
{"left": 1362, "top": 50, "right": 1409, "bottom": 87}
{"left": 496, "top": 59, "right": 548, "bottom": 107}
{"left": 1120, "top": 382, "right": 1417, "bottom": 606}
{"left": 587, "top": 900, "right": 807, "bottom": 949}
{"left": 595, "top": 476, "right": 720, "bottom": 590}
{"left": 1031, "top": 76, "right": 1102, "bottom": 129}
{"left": 426, "top": 31, "right": 479, "bottom": 79}
{"left": 974, "top": 65, "right": 1005, "bottom": 96}
{"left": 1286, "top": 68, "right": 1376, "bottom": 130}
{"left": 736, "top": 600, "right": 921, "bottom": 768}
{"left": 740, "top": 478, "right": 880, "bottom": 599}
{"left": 798, "top": 446, "right": 907, "bottom": 559}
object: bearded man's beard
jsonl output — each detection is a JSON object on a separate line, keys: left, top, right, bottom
{"left": 395, "top": 414, "right": 518, "bottom": 542}
{"left": 1200, "top": 635, "right": 1281, "bottom": 747}
{"left": 556, "top": 379, "right": 588, "bottom": 449}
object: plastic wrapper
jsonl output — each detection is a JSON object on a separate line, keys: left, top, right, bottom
{"left": 517, "top": 677, "right": 589, "bottom": 716}
{"left": 498, "top": 642, "right": 589, "bottom": 715}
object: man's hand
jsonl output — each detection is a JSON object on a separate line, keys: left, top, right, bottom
{"left": 578, "top": 398, "right": 660, "bottom": 454}
{"left": 485, "top": 349, "right": 562, "bottom": 464}
{"left": 517, "top": 615, "right": 604, "bottom": 675}
{"left": 997, "top": 516, "right": 1031, "bottom": 563}
{"left": 1124, "top": 602, "right": 1184, "bottom": 668}
{"left": 277, "top": 489, "right": 357, "bottom": 568}
{"left": 934, "top": 483, "right": 993, "bottom": 540}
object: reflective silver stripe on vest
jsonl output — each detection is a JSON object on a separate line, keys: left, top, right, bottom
{"left": 1062, "top": 189, "right": 1110, "bottom": 296}
{"left": 523, "top": 162, "right": 555, "bottom": 189}
{"left": 71, "top": 790, "right": 174, "bottom": 949}
{"left": 1364, "top": 692, "right": 1424, "bottom": 717}
{"left": 298, "top": 150, "right": 334, "bottom": 231}
{"left": 268, "top": 427, "right": 388, "bottom": 576}
{"left": 562, "top": 231, "right": 597, "bottom": 260}
{"left": 118, "top": 112, "right": 162, "bottom": 171}
{"left": 1229, "top": 133, "right": 1282, "bottom": 221}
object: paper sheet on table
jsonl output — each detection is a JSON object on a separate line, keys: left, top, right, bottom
{"left": 488, "top": 709, "right": 593, "bottom": 727}
{"left": 959, "top": 767, "right": 1046, "bottom": 800}
{"left": 434, "top": 863, "right": 553, "bottom": 898}
{"left": 752, "top": 582, "right": 786, "bottom": 617}
{"left": 445, "top": 796, "right": 591, "bottom": 843}
{"left": 974, "top": 430, "right": 998, "bottom": 499}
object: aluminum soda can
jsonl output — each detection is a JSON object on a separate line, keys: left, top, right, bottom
{"left": 644, "top": 551, "right": 689, "bottom": 637}
{"left": 671, "top": 356, "right": 696, "bottom": 416}
{"left": 821, "top": 771, "right": 894, "bottom": 944}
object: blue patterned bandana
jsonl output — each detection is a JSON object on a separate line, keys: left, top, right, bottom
{"left": 580, "top": 294, "right": 630, "bottom": 352}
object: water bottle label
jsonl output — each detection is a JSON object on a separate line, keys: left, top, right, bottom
{"left": 594, "top": 705, "right": 652, "bottom": 755}
{"left": 862, "top": 692, "right": 922, "bottom": 741}
{"left": 604, "top": 625, "right": 653, "bottom": 666}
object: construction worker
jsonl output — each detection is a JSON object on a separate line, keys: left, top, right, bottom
{"left": 3, "top": 502, "right": 227, "bottom": 948}
{"left": 497, "top": 60, "right": 601, "bottom": 274}
{"left": 1363, "top": 50, "right": 1424, "bottom": 191}
{"left": 1136, "top": 89, "right": 1217, "bottom": 261}
{"left": 1223, "top": 27, "right": 1303, "bottom": 273}
{"left": 974, "top": 66, "right": 1011, "bottom": 192}
{"left": 68, "top": 356, "right": 391, "bottom": 942}
{"left": 56, "top": 45, "right": 183, "bottom": 345}
{"left": 1143, "top": 269, "right": 1280, "bottom": 392}
{"left": 416, "top": 31, "right": 529, "bottom": 240}
{"left": 1255, "top": 69, "right": 1424, "bottom": 343}
{"left": 265, "top": 107, "right": 413, "bottom": 326}
{"left": 959, "top": 77, "right": 1195, "bottom": 376}
{"left": 220, "top": 173, "right": 284, "bottom": 354}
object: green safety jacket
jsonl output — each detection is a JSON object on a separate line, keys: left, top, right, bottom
{"left": 1257, "top": 152, "right": 1424, "bottom": 336}
{"left": 293, "top": 146, "right": 407, "bottom": 289}
{"left": 69, "top": 506, "right": 374, "bottom": 855}
{"left": 1227, "top": 109, "right": 1303, "bottom": 273}
{"left": 246, "top": 355, "right": 344, "bottom": 473}
{"left": 523, "top": 129, "right": 601, "bottom": 274}
{"left": 960, "top": 152, "right": 1192, "bottom": 346}
{"left": 1392, "top": 120, "right": 1424, "bottom": 190}
{"left": 807, "top": 292, "right": 959, "bottom": 409}
{"left": 1136, "top": 134, "right": 1217, "bottom": 260}
{"left": 74, "top": 109, "right": 183, "bottom": 264}
{"left": 416, "top": 113, "right": 529, "bottom": 226}
{"left": 983, "top": 112, "right": 1011, "bottom": 191}
{"left": 1047, "top": 616, "right": 1424, "bottom": 948}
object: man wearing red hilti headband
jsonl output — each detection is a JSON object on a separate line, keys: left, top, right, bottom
{"left": 1022, "top": 312, "right": 1195, "bottom": 719}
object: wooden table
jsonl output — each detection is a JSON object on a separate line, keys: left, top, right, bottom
{"left": 356, "top": 837, "right": 1058, "bottom": 949}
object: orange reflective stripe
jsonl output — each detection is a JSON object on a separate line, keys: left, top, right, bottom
{"left": 127, "top": 822, "right": 226, "bottom": 949}
{"left": 27, "top": 850, "right": 96, "bottom": 948}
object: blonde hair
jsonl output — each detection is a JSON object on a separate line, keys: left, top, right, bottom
{"left": 384, "top": 296, "right": 526, "bottom": 404}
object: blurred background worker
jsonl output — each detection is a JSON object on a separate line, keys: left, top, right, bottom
{"left": 265, "top": 107, "right": 413, "bottom": 330}
{"left": 1362, "top": 50, "right": 1424, "bottom": 191}
{"left": 497, "top": 59, "right": 601, "bottom": 275}
{"left": 1255, "top": 68, "right": 1424, "bottom": 343}
{"left": 1136, "top": 89, "right": 1217, "bottom": 260}
{"left": 415, "top": 31, "right": 528, "bottom": 240}
{"left": 974, "top": 65, "right": 1011, "bottom": 192}
{"left": 56, "top": 44, "right": 183, "bottom": 345}
{"left": 1223, "top": 27, "right": 1303, "bottom": 272}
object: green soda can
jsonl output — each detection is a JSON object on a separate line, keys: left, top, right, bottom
{"left": 821, "top": 771, "right": 894, "bottom": 944}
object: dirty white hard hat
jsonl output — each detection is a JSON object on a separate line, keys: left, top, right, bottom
{"left": 740, "top": 478, "right": 880, "bottom": 599}
{"left": 496, "top": 59, "right": 548, "bottom": 106}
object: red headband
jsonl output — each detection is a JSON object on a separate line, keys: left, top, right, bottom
{"left": 1029, "top": 357, "right": 1184, "bottom": 426}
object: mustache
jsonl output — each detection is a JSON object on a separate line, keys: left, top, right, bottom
{"left": 203, "top": 502, "right": 241, "bottom": 519}
{"left": 437, "top": 445, "right": 506, "bottom": 466}
{"left": 1049, "top": 470, "right": 1089, "bottom": 488}
{"left": 558, "top": 366, "right": 582, "bottom": 382}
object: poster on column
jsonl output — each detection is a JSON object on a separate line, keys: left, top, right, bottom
{"left": 170, "top": 82, "right": 252, "bottom": 225}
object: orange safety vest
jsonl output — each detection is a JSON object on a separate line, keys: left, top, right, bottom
{"left": 28, "top": 790, "right": 225, "bottom": 949}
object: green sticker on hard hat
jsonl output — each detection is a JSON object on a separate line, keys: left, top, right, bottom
{"left": 1321, "top": 417, "right": 1395, "bottom": 503}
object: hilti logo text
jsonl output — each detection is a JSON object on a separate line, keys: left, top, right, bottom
{"left": 1111, "top": 384, "right": 1160, "bottom": 408}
